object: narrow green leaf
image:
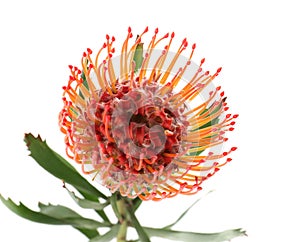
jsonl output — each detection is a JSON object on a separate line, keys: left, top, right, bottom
{"left": 76, "top": 228, "right": 100, "bottom": 239}
{"left": 144, "top": 227, "right": 246, "bottom": 242}
{"left": 110, "top": 193, "right": 122, "bottom": 222}
{"left": 186, "top": 149, "right": 205, "bottom": 157}
{"left": 127, "top": 205, "right": 150, "bottom": 242}
{"left": 163, "top": 199, "right": 201, "bottom": 230}
{"left": 66, "top": 187, "right": 109, "bottom": 210}
{"left": 89, "top": 225, "right": 120, "bottom": 242}
{"left": 0, "top": 196, "right": 111, "bottom": 231}
{"left": 133, "top": 42, "right": 144, "bottom": 72}
{"left": 75, "top": 189, "right": 111, "bottom": 223}
{"left": 164, "top": 191, "right": 214, "bottom": 229}
{"left": 0, "top": 194, "right": 109, "bottom": 232}
{"left": 81, "top": 71, "right": 89, "bottom": 90}
{"left": 24, "top": 133, "right": 106, "bottom": 200}
{"left": 187, "top": 106, "right": 220, "bottom": 157}
{"left": 0, "top": 194, "right": 62, "bottom": 225}
{"left": 38, "top": 202, "right": 111, "bottom": 229}
{"left": 191, "top": 117, "right": 219, "bottom": 132}
{"left": 132, "top": 197, "right": 142, "bottom": 212}
{"left": 79, "top": 71, "right": 89, "bottom": 100}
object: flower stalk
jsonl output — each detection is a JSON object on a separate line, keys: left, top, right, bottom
{"left": 116, "top": 197, "right": 128, "bottom": 242}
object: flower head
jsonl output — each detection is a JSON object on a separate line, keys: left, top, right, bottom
{"left": 59, "top": 27, "right": 238, "bottom": 201}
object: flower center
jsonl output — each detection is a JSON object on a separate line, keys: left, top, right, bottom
{"left": 94, "top": 79, "right": 189, "bottom": 174}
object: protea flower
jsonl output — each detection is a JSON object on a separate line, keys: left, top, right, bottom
{"left": 59, "top": 27, "right": 238, "bottom": 201}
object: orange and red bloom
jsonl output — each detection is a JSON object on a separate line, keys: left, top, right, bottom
{"left": 59, "top": 27, "right": 238, "bottom": 201}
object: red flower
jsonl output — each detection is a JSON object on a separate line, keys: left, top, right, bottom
{"left": 59, "top": 27, "right": 238, "bottom": 201}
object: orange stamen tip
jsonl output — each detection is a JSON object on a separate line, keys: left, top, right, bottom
{"left": 217, "top": 67, "right": 222, "bottom": 73}
{"left": 231, "top": 147, "right": 238, "bottom": 151}
{"left": 83, "top": 52, "right": 87, "bottom": 57}
{"left": 192, "top": 43, "right": 196, "bottom": 49}
{"left": 155, "top": 28, "right": 159, "bottom": 34}
{"left": 233, "top": 114, "right": 239, "bottom": 118}
{"left": 68, "top": 65, "right": 73, "bottom": 70}
{"left": 128, "top": 26, "right": 131, "bottom": 33}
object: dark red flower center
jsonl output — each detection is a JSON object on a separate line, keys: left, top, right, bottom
{"left": 94, "top": 80, "right": 188, "bottom": 174}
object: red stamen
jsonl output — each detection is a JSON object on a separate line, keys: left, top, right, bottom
{"left": 87, "top": 48, "right": 92, "bottom": 55}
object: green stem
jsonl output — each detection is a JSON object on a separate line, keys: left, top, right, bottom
{"left": 116, "top": 197, "right": 128, "bottom": 242}
{"left": 117, "top": 219, "right": 128, "bottom": 242}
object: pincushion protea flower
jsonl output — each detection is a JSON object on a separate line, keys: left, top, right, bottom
{"left": 59, "top": 27, "right": 238, "bottom": 201}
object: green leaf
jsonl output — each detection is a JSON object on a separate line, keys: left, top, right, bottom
{"left": 0, "top": 195, "right": 109, "bottom": 230}
{"left": 38, "top": 203, "right": 110, "bottom": 229}
{"left": 81, "top": 71, "right": 89, "bottom": 90}
{"left": 191, "top": 117, "right": 219, "bottom": 132}
{"left": 186, "top": 149, "right": 205, "bottom": 157}
{"left": 192, "top": 105, "right": 221, "bottom": 133}
{"left": 24, "top": 133, "right": 106, "bottom": 200}
{"left": 127, "top": 205, "right": 150, "bottom": 242}
{"left": 24, "top": 134, "right": 111, "bottom": 223}
{"left": 187, "top": 106, "right": 220, "bottom": 157}
{"left": 133, "top": 42, "right": 144, "bottom": 72}
{"left": 66, "top": 188, "right": 109, "bottom": 210}
{"left": 163, "top": 191, "right": 214, "bottom": 229}
{"left": 132, "top": 197, "right": 142, "bottom": 212}
{"left": 89, "top": 225, "right": 120, "bottom": 242}
{"left": 79, "top": 71, "right": 89, "bottom": 100}
{"left": 76, "top": 228, "right": 100, "bottom": 240}
{"left": 0, "top": 194, "right": 63, "bottom": 225}
{"left": 163, "top": 200, "right": 201, "bottom": 230}
{"left": 143, "top": 227, "right": 246, "bottom": 242}
{"left": 110, "top": 193, "right": 122, "bottom": 222}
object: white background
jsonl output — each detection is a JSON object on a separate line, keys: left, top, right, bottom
{"left": 0, "top": 0, "right": 299, "bottom": 241}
